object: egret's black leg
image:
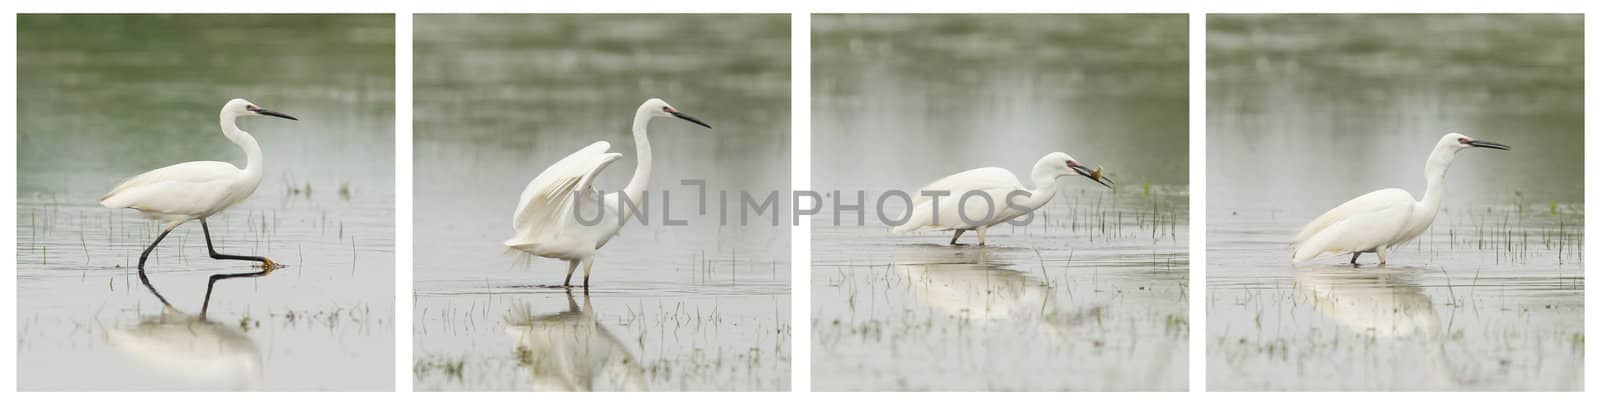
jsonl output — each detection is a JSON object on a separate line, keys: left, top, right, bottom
{"left": 201, "top": 218, "right": 277, "bottom": 270}
{"left": 201, "top": 270, "right": 271, "bottom": 318}
{"left": 1349, "top": 251, "right": 1362, "bottom": 266}
{"left": 137, "top": 228, "right": 174, "bottom": 275}
{"left": 561, "top": 260, "right": 579, "bottom": 287}
{"left": 949, "top": 229, "right": 968, "bottom": 246}
{"left": 134, "top": 242, "right": 175, "bottom": 308}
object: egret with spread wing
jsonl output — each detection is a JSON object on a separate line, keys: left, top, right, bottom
{"left": 504, "top": 98, "right": 711, "bottom": 287}
{"left": 1290, "top": 133, "right": 1509, "bottom": 265}
{"left": 892, "top": 152, "right": 1114, "bottom": 246}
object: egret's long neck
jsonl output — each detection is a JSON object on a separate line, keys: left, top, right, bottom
{"left": 1418, "top": 148, "right": 1454, "bottom": 219}
{"left": 1020, "top": 159, "right": 1061, "bottom": 210}
{"left": 622, "top": 106, "right": 653, "bottom": 200}
{"left": 220, "top": 111, "right": 263, "bottom": 181}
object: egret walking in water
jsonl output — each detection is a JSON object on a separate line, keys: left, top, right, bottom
{"left": 892, "top": 152, "right": 1114, "bottom": 246}
{"left": 1291, "top": 133, "right": 1509, "bottom": 265}
{"left": 99, "top": 98, "right": 297, "bottom": 276}
{"left": 504, "top": 98, "right": 711, "bottom": 287}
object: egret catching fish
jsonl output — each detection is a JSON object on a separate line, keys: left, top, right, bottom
{"left": 1290, "top": 133, "right": 1509, "bottom": 265}
{"left": 892, "top": 152, "right": 1114, "bottom": 246}
{"left": 504, "top": 98, "right": 712, "bottom": 287}
{"left": 99, "top": 98, "right": 297, "bottom": 276}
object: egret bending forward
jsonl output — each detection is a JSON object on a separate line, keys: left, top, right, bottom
{"left": 100, "top": 98, "right": 297, "bottom": 277}
{"left": 1291, "top": 133, "right": 1509, "bottom": 265}
{"left": 892, "top": 152, "right": 1114, "bottom": 246}
{"left": 504, "top": 98, "right": 711, "bottom": 287}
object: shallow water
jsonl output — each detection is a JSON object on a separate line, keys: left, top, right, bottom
{"left": 810, "top": 14, "right": 1189, "bottom": 391}
{"left": 1206, "top": 14, "right": 1584, "bottom": 391}
{"left": 15, "top": 15, "right": 396, "bottom": 391}
{"left": 411, "top": 14, "right": 791, "bottom": 391}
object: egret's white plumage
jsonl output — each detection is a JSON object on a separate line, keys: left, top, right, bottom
{"left": 505, "top": 98, "right": 711, "bottom": 287}
{"left": 100, "top": 98, "right": 297, "bottom": 272}
{"left": 1290, "top": 133, "right": 1509, "bottom": 264}
{"left": 892, "top": 152, "right": 1113, "bottom": 246}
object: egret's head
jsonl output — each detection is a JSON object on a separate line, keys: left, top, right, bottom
{"left": 224, "top": 98, "right": 298, "bottom": 121}
{"left": 1041, "top": 151, "right": 1114, "bottom": 190}
{"left": 641, "top": 98, "right": 711, "bottom": 129}
{"left": 1438, "top": 132, "right": 1508, "bottom": 153}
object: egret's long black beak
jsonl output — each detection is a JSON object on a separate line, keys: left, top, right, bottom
{"left": 1069, "top": 162, "right": 1115, "bottom": 190}
{"left": 1466, "top": 139, "right": 1509, "bottom": 150}
{"left": 249, "top": 106, "right": 299, "bottom": 121}
{"left": 670, "top": 111, "right": 711, "bottom": 129}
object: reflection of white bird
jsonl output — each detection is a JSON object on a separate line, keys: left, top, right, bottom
{"left": 892, "top": 152, "right": 1113, "bottom": 246}
{"left": 505, "top": 98, "right": 711, "bottom": 287}
{"left": 1291, "top": 133, "right": 1509, "bottom": 265}
{"left": 505, "top": 292, "right": 647, "bottom": 391}
{"left": 106, "top": 307, "right": 263, "bottom": 391}
{"left": 99, "top": 98, "right": 298, "bottom": 273}
{"left": 893, "top": 246, "right": 1100, "bottom": 336}
{"left": 1294, "top": 266, "right": 1465, "bottom": 387}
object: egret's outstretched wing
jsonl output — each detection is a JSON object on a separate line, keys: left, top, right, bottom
{"left": 1291, "top": 189, "right": 1415, "bottom": 262}
{"left": 508, "top": 141, "right": 623, "bottom": 249}
{"left": 893, "top": 167, "right": 1024, "bottom": 233}
{"left": 98, "top": 161, "right": 244, "bottom": 216}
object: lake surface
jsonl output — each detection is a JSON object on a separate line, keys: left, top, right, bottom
{"left": 811, "top": 14, "right": 1189, "bottom": 391}
{"left": 15, "top": 14, "right": 396, "bottom": 391}
{"left": 1207, "top": 14, "right": 1584, "bottom": 391}
{"left": 411, "top": 14, "right": 791, "bottom": 391}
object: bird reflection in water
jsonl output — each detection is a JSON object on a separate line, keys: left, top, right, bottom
{"left": 506, "top": 290, "right": 647, "bottom": 391}
{"left": 1294, "top": 265, "right": 1471, "bottom": 387}
{"left": 893, "top": 245, "right": 1102, "bottom": 336}
{"left": 105, "top": 269, "right": 267, "bottom": 390}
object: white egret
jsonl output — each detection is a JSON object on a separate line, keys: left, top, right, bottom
{"left": 99, "top": 98, "right": 298, "bottom": 275}
{"left": 504, "top": 98, "right": 711, "bottom": 287}
{"left": 891, "top": 152, "right": 1113, "bottom": 245}
{"left": 1290, "top": 133, "right": 1509, "bottom": 265}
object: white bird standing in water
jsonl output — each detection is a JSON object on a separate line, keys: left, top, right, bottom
{"left": 1291, "top": 133, "right": 1509, "bottom": 265}
{"left": 505, "top": 98, "right": 711, "bottom": 287}
{"left": 892, "top": 152, "right": 1114, "bottom": 246}
{"left": 100, "top": 98, "right": 298, "bottom": 276}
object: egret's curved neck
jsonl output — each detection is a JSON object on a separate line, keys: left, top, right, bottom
{"left": 1019, "top": 158, "right": 1062, "bottom": 210}
{"left": 1418, "top": 148, "right": 1454, "bottom": 218}
{"left": 622, "top": 106, "right": 654, "bottom": 200}
{"left": 220, "top": 111, "right": 263, "bottom": 181}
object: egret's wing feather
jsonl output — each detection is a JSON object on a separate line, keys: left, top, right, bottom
{"left": 894, "top": 168, "right": 1024, "bottom": 233}
{"left": 908, "top": 167, "right": 1023, "bottom": 208}
{"left": 512, "top": 141, "right": 610, "bottom": 229}
{"left": 896, "top": 186, "right": 1018, "bottom": 232}
{"left": 98, "top": 161, "right": 243, "bottom": 214}
{"left": 552, "top": 153, "right": 623, "bottom": 233}
{"left": 1291, "top": 188, "right": 1415, "bottom": 245}
{"left": 509, "top": 142, "right": 624, "bottom": 250}
{"left": 1292, "top": 191, "right": 1415, "bottom": 262}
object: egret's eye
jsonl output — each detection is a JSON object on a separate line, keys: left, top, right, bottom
{"left": 1457, "top": 137, "right": 1470, "bottom": 144}
{"left": 662, "top": 106, "right": 672, "bottom": 113}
